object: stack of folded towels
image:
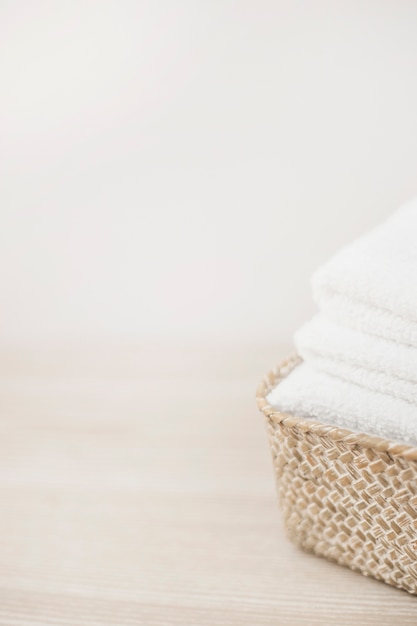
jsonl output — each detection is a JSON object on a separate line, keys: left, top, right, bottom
{"left": 267, "top": 198, "right": 417, "bottom": 447}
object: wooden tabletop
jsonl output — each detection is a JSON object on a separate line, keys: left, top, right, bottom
{"left": 0, "top": 342, "right": 416, "bottom": 625}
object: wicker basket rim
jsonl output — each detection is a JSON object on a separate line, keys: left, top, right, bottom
{"left": 256, "top": 353, "right": 417, "bottom": 462}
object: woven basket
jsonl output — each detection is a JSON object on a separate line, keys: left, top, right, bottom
{"left": 256, "top": 354, "right": 417, "bottom": 594}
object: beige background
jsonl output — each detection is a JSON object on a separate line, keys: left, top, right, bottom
{"left": 1, "top": 0, "right": 417, "bottom": 345}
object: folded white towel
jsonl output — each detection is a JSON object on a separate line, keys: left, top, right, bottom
{"left": 312, "top": 198, "right": 417, "bottom": 347}
{"left": 267, "top": 197, "right": 417, "bottom": 446}
{"left": 266, "top": 361, "right": 417, "bottom": 446}
{"left": 295, "top": 315, "right": 417, "bottom": 404}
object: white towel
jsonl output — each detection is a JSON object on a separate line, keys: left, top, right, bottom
{"left": 295, "top": 315, "right": 417, "bottom": 404}
{"left": 312, "top": 197, "right": 417, "bottom": 347}
{"left": 266, "top": 361, "right": 417, "bottom": 446}
{"left": 267, "top": 197, "right": 417, "bottom": 446}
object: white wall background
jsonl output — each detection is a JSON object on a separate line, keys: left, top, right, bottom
{"left": 1, "top": 0, "right": 417, "bottom": 345}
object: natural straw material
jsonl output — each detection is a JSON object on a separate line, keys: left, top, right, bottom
{"left": 257, "top": 354, "right": 417, "bottom": 594}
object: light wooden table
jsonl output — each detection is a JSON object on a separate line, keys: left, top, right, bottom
{"left": 0, "top": 342, "right": 415, "bottom": 625}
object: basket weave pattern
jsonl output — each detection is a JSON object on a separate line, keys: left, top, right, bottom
{"left": 257, "top": 354, "right": 417, "bottom": 594}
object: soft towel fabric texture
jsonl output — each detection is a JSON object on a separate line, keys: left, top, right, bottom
{"left": 266, "top": 362, "right": 417, "bottom": 446}
{"left": 294, "top": 315, "right": 417, "bottom": 405}
{"left": 267, "top": 198, "right": 417, "bottom": 447}
{"left": 312, "top": 198, "right": 417, "bottom": 347}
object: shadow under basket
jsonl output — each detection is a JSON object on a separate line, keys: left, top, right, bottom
{"left": 256, "top": 354, "right": 417, "bottom": 594}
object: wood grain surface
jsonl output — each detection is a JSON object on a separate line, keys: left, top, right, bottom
{"left": 0, "top": 342, "right": 416, "bottom": 625}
